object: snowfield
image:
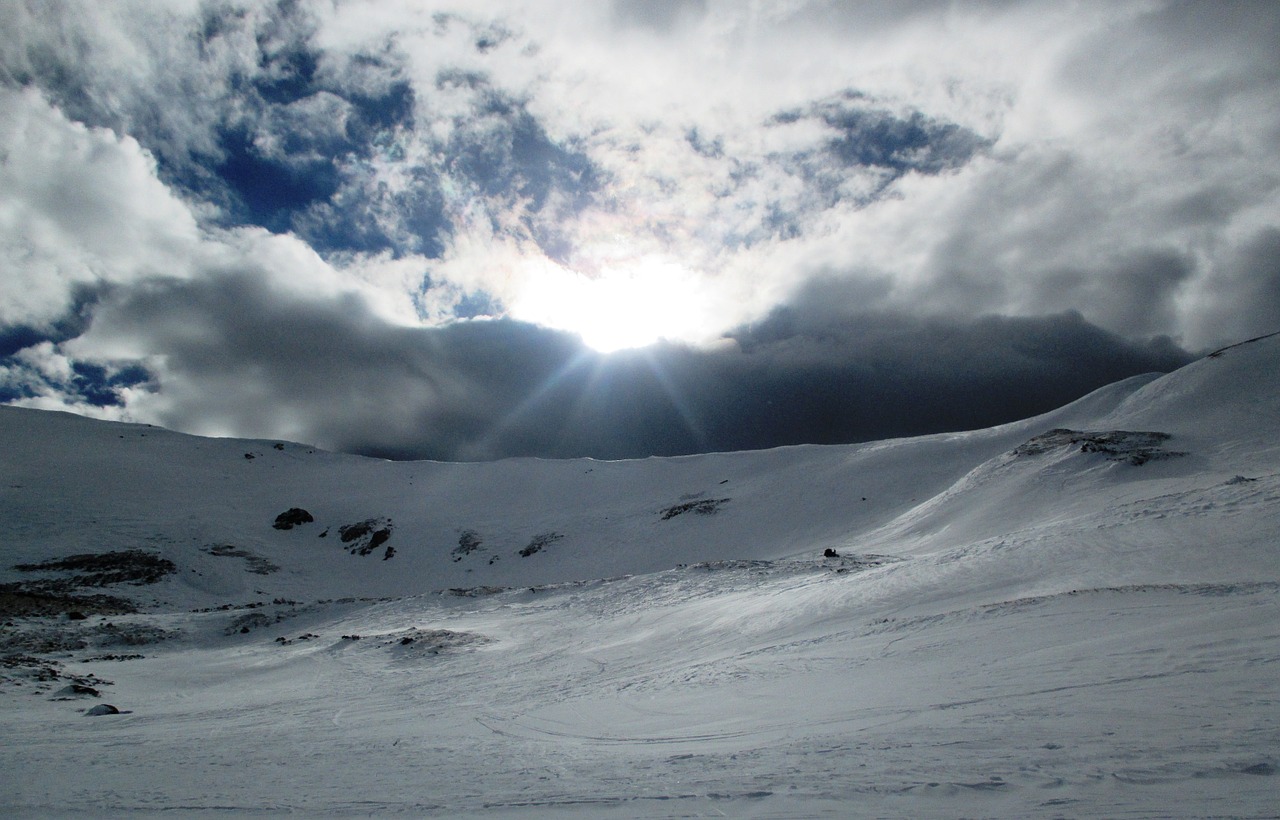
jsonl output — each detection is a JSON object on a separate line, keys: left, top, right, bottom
{"left": 2, "top": 334, "right": 1278, "bottom": 817}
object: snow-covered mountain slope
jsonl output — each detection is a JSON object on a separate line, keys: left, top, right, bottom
{"left": 1, "top": 334, "right": 1277, "bottom": 817}
{"left": 0, "top": 369, "right": 1165, "bottom": 607}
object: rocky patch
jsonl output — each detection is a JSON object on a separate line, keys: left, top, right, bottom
{"left": 3, "top": 550, "right": 177, "bottom": 617}
{"left": 12, "top": 550, "right": 177, "bottom": 588}
{"left": 89, "top": 622, "right": 174, "bottom": 647}
{"left": 0, "top": 589, "right": 136, "bottom": 617}
{"left": 451, "top": 530, "right": 483, "bottom": 562}
{"left": 1, "top": 653, "right": 113, "bottom": 694}
{"left": 1013, "top": 429, "right": 1185, "bottom": 466}
{"left": 825, "top": 553, "right": 899, "bottom": 574}
{"left": 518, "top": 532, "right": 563, "bottom": 557}
{"left": 226, "top": 612, "right": 274, "bottom": 635}
{"left": 385, "top": 628, "right": 492, "bottom": 659}
{"left": 444, "top": 586, "right": 509, "bottom": 597}
{"left": 338, "top": 518, "right": 395, "bottom": 559}
{"left": 202, "top": 545, "right": 279, "bottom": 575}
{"left": 660, "top": 498, "right": 731, "bottom": 520}
{"left": 1, "top": 617, "right": 176, "bottom": 656}
{"left": 682, "top": 560, "right": 774, "bottom": 572}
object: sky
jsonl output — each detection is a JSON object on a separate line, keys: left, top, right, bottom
{"left": 1, "top": 0, "right": 1276, "bottom": 460}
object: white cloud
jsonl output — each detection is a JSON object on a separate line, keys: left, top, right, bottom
{"left": 0, "top": 87, "right": 200, "bottom": 326}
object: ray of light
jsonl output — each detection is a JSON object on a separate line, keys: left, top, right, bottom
{"left": 460, "top": 346, "right": 600, "bottom": 459}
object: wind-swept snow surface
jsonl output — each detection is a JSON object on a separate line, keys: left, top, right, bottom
{"left": 2, "top": 335, "right": 1278, "bottom": 817}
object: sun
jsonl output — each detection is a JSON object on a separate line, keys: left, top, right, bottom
{"left": 511, "top": 257, "right": 712, "bottom": 353}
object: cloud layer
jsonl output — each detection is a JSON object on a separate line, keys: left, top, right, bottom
{"left": 2, "top": 1, "right": 1276, "bottom": 458}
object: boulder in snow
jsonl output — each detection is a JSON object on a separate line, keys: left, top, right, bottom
{"left": 273, "top": 508, "right": 315, "bottom": 530}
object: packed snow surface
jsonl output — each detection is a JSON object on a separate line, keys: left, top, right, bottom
{"left": 2, "top": 334, "right": 1278, "bottom": 817}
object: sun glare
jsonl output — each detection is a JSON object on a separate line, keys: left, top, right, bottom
{"left": 513, "top": 258, "right": 711, "bottom": 353}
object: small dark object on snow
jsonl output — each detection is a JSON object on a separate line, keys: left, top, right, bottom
{"left": 273, "top": 508, "right": 315, "bottom": 530}
{"left": 273, "top": 443, "right": 284, "bottom": 451}
{"left": 244, "top": 453, "right": 255, "bottom": 460}
{"left": 85, "top": 704, "right": 120, "bottom": 716}
{"left": 400, "top": 636, "right": 414, "bottom": 645}
{"left": 823, "top": 548, "right": 840, "bottom": 558}
{"left": 67, "top": 611, "right": 87, "bottom": 620}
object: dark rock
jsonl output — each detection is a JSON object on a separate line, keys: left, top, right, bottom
{"left": 823, "top": 548, "right": 840, "bottom": 558}
{"left": 66, "top": 611, "right": 87, "bottom": 621}
{"left": 53, "top": 683, "right": 100, "bottom": 698}
{"left": 273, "top": 508, "right": 315, "bottom": 530}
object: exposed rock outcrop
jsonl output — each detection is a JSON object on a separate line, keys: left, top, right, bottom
{"left": 338, "top": 518, "right": 394, "bottom": 559}
{"left": 273, "top": 508, "right": 315, "bottom": 530}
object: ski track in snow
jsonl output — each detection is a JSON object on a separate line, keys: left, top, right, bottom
{"left": 2, "top": 336, "right": 1279, "bottom": 817}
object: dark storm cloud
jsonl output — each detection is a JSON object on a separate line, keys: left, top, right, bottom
{"left": 68, "top": 272, "right": 1192, "bottom": 461}
{"left": 1025, "top": 250, "right": 1197, "bottom": 338}
{"left": 451, "top": 309, "right": 1192, "bottom": 460}
{"left": 1186, "top": 227, "right": 1280, "bottom": 347}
